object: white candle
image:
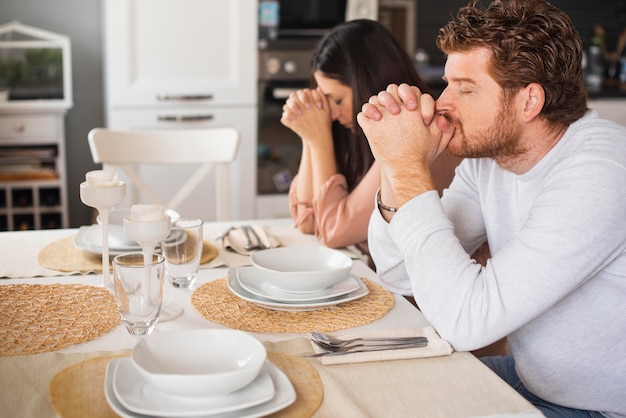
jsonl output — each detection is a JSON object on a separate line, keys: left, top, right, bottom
{"left": 85, "top": 170, "right": 119, "bottom": 187}
{"left": 129, "top": 204, "right": 167, "bottom": 222}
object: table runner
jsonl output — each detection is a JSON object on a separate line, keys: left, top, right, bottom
{"left": 0, "top": 284, "right": 119, "bottom": 356}
{"left": 191, "top": 277, "right": 394, "bottom": 333}
{"left": 37, "top": 235, "right": 219, "bottom": 273}
{"left": 47, "top": 351, "right": 322, "bottom": 418}
{"left": 0, "top": 229, "right": 76, "bottom": 278}
{"left": 0, "top": 221, "right": 363, "bottom": 278}
{"left": 265, "top": 338, "right": 540, "bottom": 417}
{"left": 0, "top": 340, "right": 540, "bottom": 418}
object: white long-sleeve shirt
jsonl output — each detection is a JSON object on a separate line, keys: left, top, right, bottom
{"left": 369, "top": 111, "right": 626, "bottom": 417}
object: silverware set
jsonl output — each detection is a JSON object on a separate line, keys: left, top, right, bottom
{"left": 306, "top": 331, "right": 428, "bottom": 357}
{"left": 242, "top": 225, "right": 267, "bottom": 251}
{"left": 216, "top": 225, "right": 268, "bottom": 252}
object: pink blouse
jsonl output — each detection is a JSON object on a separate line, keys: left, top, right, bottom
{"left": 289, "top": 162, "right": 380, "bottom": 250}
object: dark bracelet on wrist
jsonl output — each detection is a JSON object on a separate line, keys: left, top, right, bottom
{"left": 376, "top": 189, "right": 398, "bottom": 213}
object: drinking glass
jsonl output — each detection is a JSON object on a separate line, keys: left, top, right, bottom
{"left": 162, "top": 218, "right": 204, "bottom": 288}
{"left": 112, "top": 252, "right": 165, "bottom": 335}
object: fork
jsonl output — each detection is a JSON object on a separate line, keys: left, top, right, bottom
{"left": 311, "top": 331, "right": 427, "bottom": 348}
{"left": 312, "top": 337, "right": 428, "bottom": 352}
{"left": 304, "top": 341, "right": 428, "bottom": 357}
{"left": 214, "top": 226, "right": 235, "bottom": 241}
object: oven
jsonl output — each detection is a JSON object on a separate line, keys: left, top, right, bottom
{"left": 257, "top": 48, "right": 311, "bottom": 196}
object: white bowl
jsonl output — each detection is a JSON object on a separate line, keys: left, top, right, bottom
{"left": 130, "top": 329, "right": 266, "bottom": 398}
{"left": 249, "top": 246, "right": 353, "bottom": 293}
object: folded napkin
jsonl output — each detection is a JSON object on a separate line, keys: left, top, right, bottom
{"left": 221, "top": 225, "right": 281, "bottom": 256}
{"left": 311, "top": 326, "right": 454, "bottom": 365}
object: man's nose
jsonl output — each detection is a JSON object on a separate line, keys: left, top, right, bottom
{"left": 434, "top": 87, "right": 452, "bottom": 114}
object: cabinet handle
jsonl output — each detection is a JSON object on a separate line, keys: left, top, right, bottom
{"left": 13, "top": 124, "right": 25, "bottom": 133}
{"left": 156, "top": 94, "right": 213, "bottom": 101}
{"left": 157, "top": 115, "right": 214, "bottom": 122}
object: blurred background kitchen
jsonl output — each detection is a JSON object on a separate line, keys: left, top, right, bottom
{"left": 0, "top": 0, "right": 624, "bottom": 231}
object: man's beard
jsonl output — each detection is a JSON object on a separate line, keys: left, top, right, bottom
{"left": 446, "top": 97, "right": 526, "bottom": 160}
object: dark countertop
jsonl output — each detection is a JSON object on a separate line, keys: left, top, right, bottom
{"left": 587, "top": 86, "right": 626, "bottom": 99}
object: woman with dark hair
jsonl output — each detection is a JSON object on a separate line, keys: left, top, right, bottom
{"left": 281, "top": 19, "right": 438, "bottom": 256}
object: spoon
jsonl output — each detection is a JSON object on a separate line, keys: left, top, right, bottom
{"left": 242, "top": 226, "right": 260, "bottom": 251}
{"left": 305, "top": 341, "right": 428, "bottom": 357}
{"left": 311, "top": 331, "right": 428, "bottom": 348}
{"left": 312, "top": 338, "right": 428, "bottom": 352}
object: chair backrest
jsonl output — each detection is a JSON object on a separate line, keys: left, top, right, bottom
{"left": 87, "top": 127, "right": 240, "bottom": 221}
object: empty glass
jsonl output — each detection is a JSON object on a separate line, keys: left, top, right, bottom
{"left": 112, "top": 252, "right": 165, "bottom": 335}
{"left": 162, "top": 218, "right": 203, "bottom": 288}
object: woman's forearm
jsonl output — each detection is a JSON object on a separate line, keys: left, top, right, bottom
{"left": 295, "top": 142, "right": 314, "bottom": 213}
{"left": 308, "top": 133, "right": 337, "bottom": 195}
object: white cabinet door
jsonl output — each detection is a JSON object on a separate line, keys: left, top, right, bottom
{"left": 104, "top": 0, "right": 257, "bottom": 108}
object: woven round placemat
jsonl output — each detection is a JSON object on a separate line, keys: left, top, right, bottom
{"left": 38, "top": 235, "right": 218, "bottom": 273}
{"left": 50, "top": 352, "right": 322, "bottom": 418}
{"left": 191, "top": 278, "right": 394, "bottom": 333}
{"left": 266, "top": 351, "right": 323, "bottom": 417}
{"left": 50, "top": 354, "right": 126, "bottom": 418}
{"left": 0, "top": 284, "right": 119, "bottom": 356}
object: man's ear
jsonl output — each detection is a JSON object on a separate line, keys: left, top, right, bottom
{"left": 521, "top": 82, "right": 545, "bottom": 121}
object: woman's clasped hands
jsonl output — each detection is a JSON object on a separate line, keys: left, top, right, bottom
{"left": 280, "top": 87, "right": 333, "bottom": 142}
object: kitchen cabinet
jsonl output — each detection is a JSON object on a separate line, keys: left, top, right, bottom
{"left": 103, "top": 0, "right": 258, "bottom": 220}
{"left": 103, "top": 0, "right": 256, "bottom": 108}
{"left": 0, "top": 22, "right": 72, "bottom": 231}
{"left": 0, "top": 112, "right": 69, "bottom": 231}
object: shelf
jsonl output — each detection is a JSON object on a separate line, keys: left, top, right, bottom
{"left": 0, "top": 181, "right": 65, "bottom": 230}
{"left": 0, "top": 114, "right": 68, "bottom": 230}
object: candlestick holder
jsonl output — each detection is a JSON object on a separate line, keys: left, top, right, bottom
{"left": 79, "top": 170, "right": 126, "bottom": 288}
{"left": 123, "top": 204, "right": 183, "bottom": 321}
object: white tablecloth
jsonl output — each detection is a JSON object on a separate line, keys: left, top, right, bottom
{"left": 0, "top": 219, "right": 544, "bottom": 417}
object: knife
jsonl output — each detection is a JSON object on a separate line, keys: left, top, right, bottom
{"left": 304, "top": 341, "right": 428, "bottom": 357}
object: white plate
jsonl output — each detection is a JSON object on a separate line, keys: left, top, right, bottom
{"left": 228, "top": 267, "right": 369, "bottom": 311}
{"left": 114, "top": 357, "right": 273, "bottom": 416}
{"left": 74, "top": 225, "right": 157, "bottom": 256}
{"left": 237, "top": 266, "right": 360, "bottom": 302}
{"left": 106, "top": 358, "right": 295, "bottom": 418}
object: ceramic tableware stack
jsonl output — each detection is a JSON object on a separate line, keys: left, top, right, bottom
{"left": 228, "top": 246, "right": 369, "bottom": 311}
{"left": 104, "top": 329, "right": 296, "bottom": 418}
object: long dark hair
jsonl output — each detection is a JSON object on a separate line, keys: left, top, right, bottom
{"left": 311, "top": 19, "right": 430, "bottom": 191}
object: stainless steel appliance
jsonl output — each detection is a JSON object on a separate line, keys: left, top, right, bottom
{"left": 257, "top": 47, "right": 312, "bottom": 197}
{"left": 259, "top": 0, "right": 378, "bottom": 42}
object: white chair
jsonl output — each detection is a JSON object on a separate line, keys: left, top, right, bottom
{"left": 87, "top": 127, "right": 240, "bottom": 221}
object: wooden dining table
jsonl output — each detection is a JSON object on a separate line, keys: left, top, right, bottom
{"left": 0, "top": 218, "right": 543, "bottom": 418}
